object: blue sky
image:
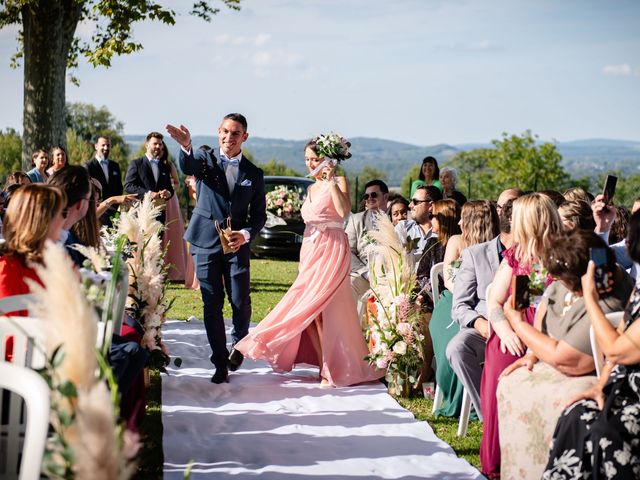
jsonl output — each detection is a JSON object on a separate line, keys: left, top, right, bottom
{"left": 0, "top": 0, "right": 638, "bottom": 145}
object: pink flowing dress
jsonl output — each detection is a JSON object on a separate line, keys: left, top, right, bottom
{"left": 479, "top": 247, "right": 549, "bottom": 478}
{"left": 162, "top": 193, "right": 189, "bottom": 282}
{"left": 236, "top": 183, "right": 383, "bottom": 387}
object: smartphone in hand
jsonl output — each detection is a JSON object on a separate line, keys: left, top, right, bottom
{"left": 590, "top": 247, "right": 611, "bottom": 291}
{"left": 602, "top": 175, "right": 618, "bottom": 205}
{"left": 511, "top": 275, "right": 530, "bottom": 311}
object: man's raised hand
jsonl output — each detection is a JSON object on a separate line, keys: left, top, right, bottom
{"left": 166, "top": 124, "right": 192, "bottom": 149}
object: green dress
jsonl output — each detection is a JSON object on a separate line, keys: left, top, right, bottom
{"left": 410, "top": 179, "right": 442, "bottom": 198}
{"left": 429, "top": 289, "right": 466, "bottom": 417}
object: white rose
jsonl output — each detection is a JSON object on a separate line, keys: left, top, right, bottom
{"left": 393, "top": 341, "right": 407, "bottom": 355}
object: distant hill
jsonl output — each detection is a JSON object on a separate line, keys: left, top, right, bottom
{"left": 125, "top": 135, "right": 640, "bottom": 186}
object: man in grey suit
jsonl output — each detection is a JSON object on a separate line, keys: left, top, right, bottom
{"left": 446, "top": 189, "right": 521, "bottom": 420}
{"left": 345, "top": 179, "right": 389, "bottom": 318}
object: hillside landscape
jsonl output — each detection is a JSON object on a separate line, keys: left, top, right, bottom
{"left": 125, "top": 135, "right": 640, "bottom": 187}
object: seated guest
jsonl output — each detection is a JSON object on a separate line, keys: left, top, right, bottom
{"left": 481, "top": 193, "right": 563, "bottom": 479}
{"left": 562, "top": 186, "right": 593, "bottom": 204}
{"left": 439, "top": 167, "right": 467, "bottom": 206}
{"left": 395, "top": 185, "right": 442, "bottom": 265}
{"left": 448, "top": 190, "right": 521, "bottom": 421}
{"left": 0, "top": 185, "right": 66, "bottom": 359}
{"left": 26, "top": 149, "right": 49, "bottom": 183}
{"left": 429, "top": 200, "right": 498, "bottom": 417}
{"left": 388, "top": 196, "right": 409, "bottom": 226}
{"left": 497, "top": 230, "right": 633, "bottom": 480}
{"left": 593, "top": 194, "right": 637, "bottom": 279}
{"left": 3, "top": 172, "right": 31, "bottom": 190}
{"left": 48, "top": 166, "right": 92, "bottom": 267}
{"left": 610, "top": 204, "right": 630, "bottom": 245}
{"left": 345, "top": 179, "right": 389, "bottom": 319}
{"left": 543, "top": 210, "right": 640, "bottom": 479}
{"left": 415, "top": 198, "right": 460, "bottom": 306}
{"left": 558, "top": 199, "right": 596, "bottom": 232}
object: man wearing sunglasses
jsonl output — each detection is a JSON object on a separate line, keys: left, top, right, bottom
{"left": 345, "top": 179, "right": 389, "bottom": 319}
{"left": 395, "top": 185, "right": 442, "bottom": 262}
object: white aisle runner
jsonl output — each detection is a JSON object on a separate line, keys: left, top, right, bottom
{"left": 162, "top": 320, "right": 484, "bottom": 479}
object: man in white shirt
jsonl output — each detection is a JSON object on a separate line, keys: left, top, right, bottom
{"left": 166, "top": 114, "right": 266, "bottom": 384}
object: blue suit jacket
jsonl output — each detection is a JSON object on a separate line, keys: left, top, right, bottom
{"left": 179, "top": 147, "right": 266, "bottom": 256}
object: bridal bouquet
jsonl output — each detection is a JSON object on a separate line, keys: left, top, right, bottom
{"left": 265, "top": 185, "right": 304, "bottom": 219}
{"left": 364, "top": 212, "right": 425, "bottom": 397}
{"left": 314, "top": 132, "right": 352, "bottom": 162}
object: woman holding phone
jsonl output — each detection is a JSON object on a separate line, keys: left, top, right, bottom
{"left": 543, "top": 210, "right": 640, "bottom": 479}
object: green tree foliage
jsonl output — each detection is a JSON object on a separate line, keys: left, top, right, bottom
{"left": 65, "top": 102, "right": 130, "bottom": 177}
{"left": 442, "top": 131, "right": 571, "bottom": 200}
{"left": 400, "top": 164, "right": 421, "bottom": 199}
{"left": 257, "top": 159, "right": 302, "bottom": 177}
{"left": 489, "top": 131, "right": 569, "bottom": 193}
{"left": 0, "top": 1, "right": 241, "bottom": 169}
{"left": 0, "top": 128, "right": 23, "bottom": 179}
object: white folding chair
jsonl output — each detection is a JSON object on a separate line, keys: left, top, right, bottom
{"left": 430, "top": 262, "right": 445, "bottom": 413}
{"left": 97, "top": 263, "right": 129, "bottom": 351}
{"left": 0, "top": 362, "right": 50, "bottom": 480}
{"left": 0, "top": 294, "right": 38, "bottom": 316}
{"left": 591, "top": 311, "right": 624, "bottom": 378}
{"left": 0, "top": 316, "right": 47, "bottom": 369}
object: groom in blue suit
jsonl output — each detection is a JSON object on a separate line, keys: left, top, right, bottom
{"left": 166, "top": 114, "right": 266, "bottom": 383}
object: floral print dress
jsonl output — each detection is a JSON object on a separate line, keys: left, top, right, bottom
{"left": 542, "top": 286, "right": 640, "bottom": 479}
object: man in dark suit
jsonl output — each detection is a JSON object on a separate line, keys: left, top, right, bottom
{"left": 84, "top": 136, "right": 123, "bottom": 226}
{"left": 166, "top": 114, "right": 266, "bottom": 384}
{"left": 124, "top": 132, "right": 174, "bottom": 222}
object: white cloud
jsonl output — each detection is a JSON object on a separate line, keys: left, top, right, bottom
{"left": 213, "top": 33, "right": 272, "bottom": 47}
{"left": 250, "top": 49, "right": 302, "bottom": 68}
{"left": 602, "top": 63, "right": 632, "bottom": 76}
{"left": 435, "top": 40, "right": 499, "bottom": 52}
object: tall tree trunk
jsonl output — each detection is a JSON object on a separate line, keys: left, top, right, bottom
{"left": 21, "top": 0, "right": 81, "bottom": 171}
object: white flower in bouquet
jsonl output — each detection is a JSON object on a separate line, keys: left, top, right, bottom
{"left": 393, "top": 341, "right": 408, "bottom": 356}
{"left": 364, "top": 211, "right": 426, "bottom": 396}
{"left": 314, "top": 132, "right": 352, "bottom": 162}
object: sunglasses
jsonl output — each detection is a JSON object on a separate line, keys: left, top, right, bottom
{"left": 362, "top": 192, "right": 379, "bottom": 201}
{"left": 410, "top": 198, "right": 431, "bottom": 205}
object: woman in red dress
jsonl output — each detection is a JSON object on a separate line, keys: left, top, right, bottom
{"left": 1, "top": 184, "right": 66, "bottom": 359}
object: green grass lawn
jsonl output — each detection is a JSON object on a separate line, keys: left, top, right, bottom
{"left": 138, "top": 257, "right": 481, "bottom": 476}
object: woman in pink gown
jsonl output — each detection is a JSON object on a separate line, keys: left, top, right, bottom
{"left": 160, "top": 141, "right": 196, "bottom": 286}
{"left": 236, "top": 137, "right": 382, "bottom": 387}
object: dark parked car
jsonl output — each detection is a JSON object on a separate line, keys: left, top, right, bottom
{"left": 251, "top": 176, "right": 314, "bottom": 258}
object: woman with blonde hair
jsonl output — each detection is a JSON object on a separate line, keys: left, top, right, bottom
{"left": 480, "top": 193, "right": 563, "bottom": 478}
{"left": 429, "top": 200, "right": 500, "bottom": 417}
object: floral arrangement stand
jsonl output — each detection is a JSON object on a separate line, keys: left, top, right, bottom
{"left": 364, "top": 212, "right": 425, "bottom": 398}
{"left": 265, "top": 185, "right": 304, "bottom": 219}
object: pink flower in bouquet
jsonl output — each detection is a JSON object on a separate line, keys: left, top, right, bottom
{"left": 397, "top": 322, "right": 415, "bottom": 344}
{"left": 276, "top": 198, "right": 284, "bottom": 206}
{"left": 376, "top": 357, "right": 388, "bottom": 369}
{"left": 395, "top": 294, "right": 412, "bottom": 322}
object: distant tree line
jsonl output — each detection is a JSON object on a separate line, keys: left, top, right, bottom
{"left": 2, "top": 104, "right": 639, "bottom": 208}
